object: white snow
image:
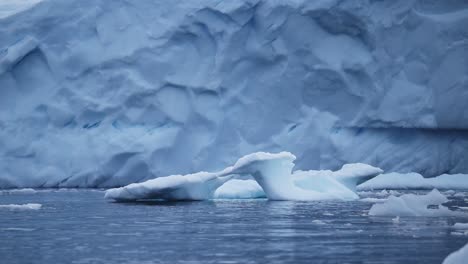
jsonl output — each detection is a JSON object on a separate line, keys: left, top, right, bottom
{"left": 368, "top": 189, "right": 459, "bottom": 217}
{"left": 105, "top": 151, "right": 382, "bottom": 201}
{"left": 358, "top": 173, "right": 468, "bottom": 190}
{"left": 0, "top": 0, "right": 468, "bottom": 188}
{"left": 0, "top": 203, "right": 42, "bottom": 210}
{"left": 443, "top": 243, "right": 468, "bottom": 264}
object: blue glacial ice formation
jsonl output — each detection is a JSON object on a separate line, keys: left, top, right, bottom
{"left": 1, "top": 0, "right": 468, "bottom": 188}
{"left": 104, "top": 152, "right": 383, "bottom": 201}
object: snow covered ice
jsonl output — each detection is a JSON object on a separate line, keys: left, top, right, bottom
{"left": 105, "top": 152, "right": 382, "bottom": 201}
{"left": 1, "top": 0, "right": 468, "bottom": 188}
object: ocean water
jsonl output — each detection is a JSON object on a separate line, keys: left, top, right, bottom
{"left": 0, "top": 190, "right": 467, "bottom": 264}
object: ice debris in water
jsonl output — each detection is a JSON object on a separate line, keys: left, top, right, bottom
{"left": 452, "top": 223, "right": 468, "bottom": 230}
{"left": 368, "top": 189, "right": 461, "bottom": 217}
{"left": 105, "top": 152, "right": 382, "bottom": 202}
{"left": 0, "top": 203, "right": 42, "bottom": 210}
{"left": 0, "top": 188, "right": 37, "bottom": 195}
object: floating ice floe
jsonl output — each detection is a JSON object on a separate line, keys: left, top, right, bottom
{"left": 357, "top": 173, "right": 468, "bottom": 190}
{"left": 0, "top": 188, "right": 37, "bottom": 195}
{"left": 452, "top": 223, "right": 468, "bottom": 230}
{"left": 368, "top": 189, "right": 460, "bottom": 217}
{"left": 0, "top": 203, "right": 42, "bottom": 210}
{"left": 359, "top": 197, "right": 387, "bottom": 203}
{"left": 105, "top": 152, "right": 383, "bottom": 202}
{"left": 443, "top": 243, "right": 468, "bottom": 264}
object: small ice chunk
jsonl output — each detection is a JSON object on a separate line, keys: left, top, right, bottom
{"left": 452, "top": 223, "right": 468, "bottom": 230}
{"left": 359, "top": 197, "right": 387, "bottom": 203}
{"left": 0, "top": 188, "right": 37, "bottom": 195}
{"left": 312, "top": 220, "right": 326, "bottom": 225}
{"left": 0, "top": 203, "right": 42, "bottom": 210}
{"left": 443, "top": 243, "right": 468, "bottom": 264}
{"left": 368, "top": 189, "right": 459, "bottom": 217}
{"left": 450, "top": 231, "right": 468, "bottom": 236}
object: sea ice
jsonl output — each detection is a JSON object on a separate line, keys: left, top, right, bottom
{"left": 0, "top": 188, "right": 37, "bottom": 195}
{"left": 358, "top": 173, "right": 468, "bottom": 190}
{"left": 368, "top": 189, "right": 460, "bottom": 217}
{"left": 0, "top": 203, "right": 42, "bottom": 210}
{"left": 452, "top": 223, "right": 468, "bottom": 230}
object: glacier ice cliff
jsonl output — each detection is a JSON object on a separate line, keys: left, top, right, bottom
{"left": 1, "top": 0, "right": 468, "bottom": 188}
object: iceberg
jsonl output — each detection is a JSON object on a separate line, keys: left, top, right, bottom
{"left": 105, "top": 152, "right": 382, "bottom": 201}
{"left": 358, "top": 173, "right": 468, "bottom": 190}
{"left": 368, "top": 189, "right": 460, "bottom": 217}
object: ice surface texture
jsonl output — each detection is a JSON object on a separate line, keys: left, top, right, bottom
{"left": 443, "top": 242, "right": 468, "bottom": 264}
{"left": 358, "top": 173, "right": 468, "bottom": 190}
{"left": 1, "top": 0, "right": 468, "bottom": 188}
{"left": 105, "top": 151, "right": 382, "bottom": 201}
{"left": 0, "top": 203, "right": 41, "bottom": 210}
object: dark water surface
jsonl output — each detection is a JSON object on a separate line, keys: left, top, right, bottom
{"left": 0, "top": 190, "right": 467, "bottom": 264}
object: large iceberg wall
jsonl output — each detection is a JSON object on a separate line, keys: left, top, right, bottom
{"left": 1, "top": 0, "right": 468, "bottom": 188}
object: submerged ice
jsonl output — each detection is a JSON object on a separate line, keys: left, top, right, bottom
{"left": 105, "top": 152, "right": 382, "bottom": 201}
